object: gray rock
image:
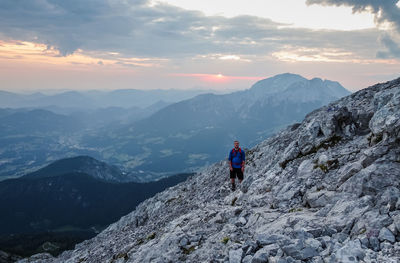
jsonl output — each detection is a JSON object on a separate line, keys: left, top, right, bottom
{"left": 242, "top": 255, "right": 253, "bottom": 263}
{"left": 304, "top": 191, "right": 336, "bottom": 208}
{"left": 330, "top": 240, "right": 365, "bottom": 262}
{"left": 261, "top": 243, "right": 280, "bottom": 257}
{"left": 229, "top": 248, "right": 243, "bottom": 263}
{"left": 333, "top": 232, "right": 348, "bottom": 243}
{"left": 396, "top": 199, "right": 400, "bottom": 210}
{"left": 309, "top": 256, "right": 324, "bottom": 263}
{"left": 281, "top": 240, "right": 318, "bottom": 261}
{"left": 290, "top": 229, "right": 314, "bottom": 240}
{"left": 255, "top": 234, "right": 286, "bottom": 246}
{"left": 378, "top": 227, "right": 395, "bottom": 243}
{"left": 393, "top": 214, "right": 400, "bottom": 233}
{"left": 251, "top": 247, "right": 269, "bottom": 263}
{"left": 243, "top": 240, "right": 258, "bottom": 255}
{"left": 360, "top": 236, "right": 369, "bottom": 249}
{"left": 380, "top": 241, "right": 393, "bottom": 251}
{"left": 179, "top": 237, "right": 189, "bottom": 247}
{"left": 369, "top": 236, "right": 380, "bottom": 252}
{"left": 338, "top": 161, "right": 363, "bottom": 185}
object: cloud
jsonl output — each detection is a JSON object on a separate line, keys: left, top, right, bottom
{"left": 0, "top": 0, "right": 391, "bottom": 64}
{"left": 377, "top": 34, "right": 400, "bottom": 58}
{"left": 306, "top": 0, "right": 400, "bottom": 31}
{"left": 307, "top": 0, "right": 400, "bottom": 58}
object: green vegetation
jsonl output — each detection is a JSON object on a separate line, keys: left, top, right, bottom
{"left": 112, "top": 252, "right": 129, "bottom": 261}
{"left": 231, "top": 197, "right": 238, "bottom": 206}
{"left": 314, "top": 163, "right": 329, "bottom": 173}
{"left": 368, "top": 133, "right": 383, "bottom": 145}
{"left": 165, "top": 196, "right": 180, "bottom": 204}
{"left": 147, "top": 232, "right": 156, "bottom": 240}
{"left": 288, "top": 208, "right": 303, "bottom": 213}
{"left": 182, "top": 246, "right": 196, "bottom": 254}
{"left": 221, "top": 236, "right": 230, "bottom": 244}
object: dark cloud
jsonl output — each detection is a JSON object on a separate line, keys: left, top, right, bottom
{"left": 377, "top": 34, "right": 400, "bottom": 58}
{"left": 0, "top": 0, "right": 386, "bottom": 60}
{"left": 307, "top": 0, "right": 400, "bottom": 58}
{"left": 306, "top": 1, "right": 400, "bottom": 30}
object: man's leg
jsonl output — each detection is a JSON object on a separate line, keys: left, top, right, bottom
{"left": 238, "top": 169, "right": 244, "bottom": 184}
{"left": 230, "top": 170, "right": 236, "bottom": 191}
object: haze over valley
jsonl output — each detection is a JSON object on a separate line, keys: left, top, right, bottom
{"left": 0, "top": 73, "right": 350, "bottom": 181}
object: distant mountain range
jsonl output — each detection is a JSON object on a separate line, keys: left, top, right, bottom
{"left": 83, "top": 73, "right": 350, "bottom": 174}
{"left": 0, "top": 73, "right": 350, "bottom": 180}
{"left": 0, "top": 89, "right": 219, "bottom": 109}
{"left": 0, "top": 156, "right": 191, "bottom": 257}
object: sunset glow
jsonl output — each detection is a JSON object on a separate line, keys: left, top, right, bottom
{"left": 0, "top": 41, "right": 165, "bottom": 69}
{"left": 171, "top": 73, "right": 262, "bottom": 83}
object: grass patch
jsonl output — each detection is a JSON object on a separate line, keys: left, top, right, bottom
{"left": 182, "top": 246, "right": 196, "bottom": 254}
{"left": 147, "top": 232, "right": 156, "bottom": 240}
{"left": 165, "top": 197, "right": 178, "bottom": 204}
{"left": 112, "top": 252, "right": 129, "bottom": 261}
{"left": 313, "top": 164, "right": 328, "bottom": 173}
{"left": 231, "top": 197, "right": 238, "bottom": 206}
{"left": 221, "top": 236, "right": 230, "bottom": 244}
{"left": 288, "top": 208, "right": 303, "bottom": 213}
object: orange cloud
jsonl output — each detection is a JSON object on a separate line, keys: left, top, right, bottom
{"left": 0, "top": 40, "right": 165, "bottom": 69}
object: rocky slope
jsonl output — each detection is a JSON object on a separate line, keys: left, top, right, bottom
{"left": 22, "top": 77, "right": 400, "bottom": 262}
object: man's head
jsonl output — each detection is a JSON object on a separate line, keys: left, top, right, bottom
{"left": 234, "top": 140, "right": 239, "bottom": 149}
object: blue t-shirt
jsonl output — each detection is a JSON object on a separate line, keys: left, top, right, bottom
{"left": 229, "top": 148, "right": 245, "bottom": 168}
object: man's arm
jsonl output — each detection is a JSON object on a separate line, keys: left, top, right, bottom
{"left": 228, "top": 151, "right": 233, "bottom": 171}
{"left": 241, "top": 151, "right": 245, "bottom": 172}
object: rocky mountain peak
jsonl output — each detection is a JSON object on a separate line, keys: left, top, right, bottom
{"left": 22, "top": 77, "right": 400, "bottom": 262}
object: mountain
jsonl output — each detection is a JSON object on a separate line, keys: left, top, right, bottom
{"left": 29, "top": 77, "right": 400, "bottom": 262}
{"left": 0, "top": 108, "right": 84, "bottom": 136}
{"left": 23, "top": 156, "right": 128, "bottom": 182}
{"left": 0, "top": 156, "right": 192, "bottom": 257}
{"left": 85, "top": 73, "right": 350, "bottom": 174}
{"left": 0, "top": 89, "right": 216, "bottom": 109}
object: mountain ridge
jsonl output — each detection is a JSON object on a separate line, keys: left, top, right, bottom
{"left": 23, "top": 155, "right": 127, "bottom": 183}
{"left": 101, "top": 73, "right": 350, "bottom": 174}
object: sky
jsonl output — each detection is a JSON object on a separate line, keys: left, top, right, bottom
{"left": 0, "top": 0, "right": 399, "bottom": 92}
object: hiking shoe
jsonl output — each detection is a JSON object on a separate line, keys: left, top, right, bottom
{"left": 231, "top": 183, "right": 236, "bottom": 191}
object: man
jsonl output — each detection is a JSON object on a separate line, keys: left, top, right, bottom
{"left": 228, "top": 140, "right": 245, "bottom": 191}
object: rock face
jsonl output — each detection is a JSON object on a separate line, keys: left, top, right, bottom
{"left": 21, "top": 77, "right": 400, "bottom": 262}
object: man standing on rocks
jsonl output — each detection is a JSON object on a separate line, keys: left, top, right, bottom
{"left": 228, "top": 140, "right": 245, "bottom": 191}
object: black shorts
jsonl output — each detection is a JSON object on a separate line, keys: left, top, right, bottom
{"left": 230, "top": 168, "right": 243, "bottom": 180}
